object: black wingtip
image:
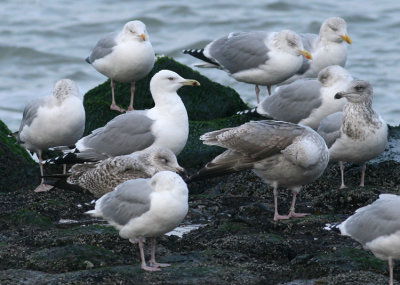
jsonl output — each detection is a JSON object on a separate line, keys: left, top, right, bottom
{"left": 46, "top": 152, "right": 85, "bottom": 165}
{"left": 182, "top": 48, "right": 219, "bottom": 67}
{"left": 85, "top": 57, "right": 91, "bottom": 64}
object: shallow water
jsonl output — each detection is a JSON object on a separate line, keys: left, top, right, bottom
{"left": 1, "top": 0, "right": 400, "bottom": 131}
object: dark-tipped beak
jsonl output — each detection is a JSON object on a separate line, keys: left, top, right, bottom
{"left": 178, "top": 167, "right": 188, "bottom": 179}
{"left": 334, "top": 92, "right": 343, "bottom": 99}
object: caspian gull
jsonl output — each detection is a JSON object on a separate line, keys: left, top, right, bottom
{"left": 86, "top": 171, "right": 189, "bottom": 271}
{"left": 188, "top": 120, "right": 329, "bottom": 221}
{"left": 16, "top": 79, "right": 85, "bottom": 192}
{"left": 317, "top": 79, "right": 388, "bottom": 188}
{"left": 183, "top": 29, "right": 312, "bottom": 103}
{"left": 86, "top": 20, "right": 155, "bottom": 112}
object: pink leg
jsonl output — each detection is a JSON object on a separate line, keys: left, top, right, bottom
{"left": 287, "top": 190, "right": 309, "bottom": 219}
{"left": 273, "top": 185, "right": 289, "bottom": 221}
{"left": 110, "top": 79, "right": 125, "bottom": 112}
{"left": 63, "top": 164, "right": 67, "bottom": 174}
{"left": 389, "top": 257, "right": 394, "bottom": 285}
{"left": 127, "top": 81, "right": 136, "bottom": 111}
{"left": 255, "top": 85, "right": 261, "bottom": 103}
{"left": 360, "top": 163, "right": 366, "bottom": 187}
{"left": 267, "top": 85, "right": 271, "bottom": 96}
{"left": 34, "top": 151, "right": 53, "bottom": 193}
{"left": 339, "top": 161, "right": 347, "bottom": 189}
{"left": 137, "top": 239, "right": 160, "bottom": 272}
{"left": 149, "top": 238, "right": 171, "bottom": 268}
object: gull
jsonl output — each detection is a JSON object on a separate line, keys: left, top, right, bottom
{"left": 317, "top": 79, "right": 388, "bottom": 188}
{"left": 16, "top": 79, "right": 85, "bottom": 192}
{"left": 339, "top": 194, "right": 400, "bottom": 285}
{"left": 86, "top": 20, "right": 155, "bottom": 112}
{"left": 183, "top": 29, "right": 312, "bottom": 103}
{"left": 188, "top": 120, "right": 329, "bottom": 221}
{"left": 86, "top": 171, "right": 189, "bottom": 271}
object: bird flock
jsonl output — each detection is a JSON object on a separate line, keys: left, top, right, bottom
{"left": 14, "top": 17, "right": 396, "bottom": 282}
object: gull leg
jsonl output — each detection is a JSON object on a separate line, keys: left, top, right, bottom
{"left": 273, "top": 185, "right": 289, "bottom": 221}
{"left": 267, "top": 85, "right": 271, "bottom": 96}
{"left": 255, "top": 85, "right": 261, "bottom": 103}
{"left": 339, "top": 161, "right": 347, "bottom": 189}
{"left": 63, "top": 164, "right": 67, "bottom": 174}
{"left": 127, "top": 81, "right": 136, "bottom": 111}
{"left": 136, "top": 238, "right": 160, "bottom": 272}
{"left": 288, "top": 189, "right": 309, "bottom": 218}
{"left": 34, "top": 151, "right": 53, "bottom": 192}
{"left": 360, "top": 163, "right": 366, "bottom": 187}
{"left": 110, "top": 79, "right": 125, "bottom": 112}
{"left": 389, "top": 257, "right": 394, "bottom": 285}
{"left": 149, "top": 237, "right": 171, "bottom": 268}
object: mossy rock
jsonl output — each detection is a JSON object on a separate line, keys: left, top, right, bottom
{"left": 83, "top": 56, "right": 248, "bottom": 135}
{"left": 0, "top": 120, "right": 38, "bottom": 192}
{"left": 2, "top": 209, "right": 52, "bottom": 228}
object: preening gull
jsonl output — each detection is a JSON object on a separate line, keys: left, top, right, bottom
{"left": 339, "top": 194, "right": 400, "bottom": 285}
{"left": 50, "top": 147, "right": 184, "bottom": 198}
{"left": 256, "top": 65, "right": 352, "bottom": 130}
{"left": 188, "top": 120, "right": 329, "bottom": 221}
{"left": 16, "top": 79, "right": 85, "bottom": 192}
{"left": 183, "top": 30, "right": 312, "bottom": 103}
{"left": 281, "top": 17, "right": 352, "bottom": 85}
{"left": 86, "top": 20, "right": 155, "bottom": 112}
{"left": 86, "top": 171, "right": 189, "bottom": 271}
{"left": 53, "top": 70, "right": 199, "bottom": 164}
{"left": 317, "top": 79, "right": 388, "bottom": 188}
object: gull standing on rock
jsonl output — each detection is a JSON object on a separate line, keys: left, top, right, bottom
{"left": 188, "top": 120, "right": 329, "bottom": 221}
{"left": 86, "top": 171, "right": 189, "bottom": 271}
{"left": 86, "top": 20, "right": 155, "bottom": 112}
{"left": 183, "top": 30, "right": 312, "bottom": 103}
{"left": 317, "top": 79, "right": 388, "bottom": 188}
{"left": 52, "top": 70, "right": 199, "bottom": 164}
{"left": 16, "top": 79, "right": 85, "bottom": 192}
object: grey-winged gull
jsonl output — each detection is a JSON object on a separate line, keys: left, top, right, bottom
{"left": 317, "top": 79, "right": 388, "bottom": 188}
{"left": 183, "top": 30, "right": 312, "bottom": 103}
{"left": 53, "top": 70, "right": 200, "bottom": 164}
{"left": 86, "top": 171, "right": 189, "bottom": 271}
{"left": 339, "top": 194, "right": 400, "bottom": 285}
{"left": 188, "top": 120, "right": 329, "bottom": 221}
{"left": 49, "top": 147, "right": 184, "bottom": 198}
{"left": 16, "top": 79, "right": 85, "bottom": 192}
{"left": 281, "top": 17, "right": 352, "bottom": 85}
{"left": 256, "top": 65, "right": 352, "bottom": 130}
{"left": 86, "top": 20, "right": 155, "bottom": 112}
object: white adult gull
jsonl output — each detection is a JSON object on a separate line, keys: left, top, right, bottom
{"left": 317, "top": 79, "right": 388, "bottom": 188}
{"left": 256, "top": 65, "right": 352, "bottom": 130}
{"left": 188, "top": 120, "right": 329, "bottom": 221}
{"left": 281, "top": 17, "right": 352, "bottom": 85}
{"left": 86, "top": 171, "right": 189, "bottom": 271}
{"left": 53, "top": 70, "right": 200, "bottom": 164}
{"left": 183, "top": 30, "right": 312, "bottom": 103}
{"left": 86, "top": 20, "right": 155, "bottom": 112}
{"left": 16, "top": 79, "right": 85, "bottom": 192}
{"left": 339, "top": 194, "right": 400, "bottom": 285}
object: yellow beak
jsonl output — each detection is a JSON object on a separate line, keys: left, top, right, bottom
{"left": 340, "top": 34, "right": 352, "bottom": 44}
{"left": 299, "top": 50, "right": 312, "bottom": 60}
{"left": 140, "top": 34, "right": 147, "bottom": 41}
{"left": 181, "top": 79, "right": 200, "bottom": 87}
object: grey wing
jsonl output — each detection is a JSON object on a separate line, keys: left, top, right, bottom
{"left": 317, "top": 112, "right": 342, "bottom": 148}
{"left": 257, "top": 80, "right": 322, "bottom": 123}
{"left": 99, "top": 178, "right": 152, "bottom": 226}
{"left": 87, "top": 32, "right": 118, "bottom": 63}
{"left": 17, "top": 97, "right": 48, "bottom": 143}
{"left": 77, "top": 111, "right": 156, "bottom": 160}
{"left": 208, "top": 31, "right": 270, "bottom": 74}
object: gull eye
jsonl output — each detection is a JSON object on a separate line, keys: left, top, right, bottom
{"left": 355, "top": 85, "right": 364, "bottom": 92}
{"left": 287, "top": 40, "right": 296, "bottom": 47}
{"left": 168, "top": 77, "right": 174, "bottom": 81}
{"left": 329, "top": 25, "right": 338, "bottom": 32}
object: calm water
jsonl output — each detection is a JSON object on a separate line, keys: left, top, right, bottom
{"left": 1, "top": 0, "right": 400, "bottom": 131}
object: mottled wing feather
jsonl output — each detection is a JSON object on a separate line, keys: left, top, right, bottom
{"left": 87, "top": 32, "right": 118, "bottom": 63}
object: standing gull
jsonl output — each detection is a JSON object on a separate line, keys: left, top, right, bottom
{"left": 53, "top": 70, "right": 199, "bottom": 164}
{"left": 317, "top": 79, "right": 388, "bottom": 188}
{"left": 257, "top": 65, "right": 352, "bottom": 130}
{"left": 339, "top": 194, "right": 400, "bottom": 285}
{"left": 281, "top": 17, "right": 352, "bottom": 85}
{"left": 16, "top": 79, "right": 85, "bottom": 192}
{"left": 86, "top": 20, "right": 155, "bottom": 112}
{"left": 183, "top": 30, "right": 312, "bottom": 103}
{"left": 188, "top": 120, "right": 329, "bottom": 221}
{"left": 86, "top": 171, "right": 189, "bottom": 271}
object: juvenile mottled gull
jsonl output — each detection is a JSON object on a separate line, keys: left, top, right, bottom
{"left": 281, "top": 17, "right": 352, "bottom": 85}
{"left": 53, "top": 70, "right": 199, "bottom": 164}
{"left": 188, "top": 120, "right": 329, "bottom": 221}
{"left": 50, "top": 147, "right": 184, "bottom": 198}
{"left": 339, "top": 194, "right": 400, "bottom": 285}
{"left": 183, "top": 30, "right": 312, "bottom": 103}
{"left": 317, "top": 79, "right": 388, "bottom": 188}
{"left": 16, "top": 79, "right": 85, "bottom": 192}
{"left": 86, "top": 20, "right": 155, "bottom": 112}
{"left": 86, "top": 171, "right": 189, "bottom": 271}
{"left": 256, "top": 65, "right": 352, "bottom": 130}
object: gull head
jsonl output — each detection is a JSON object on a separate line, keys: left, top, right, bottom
{"left": 53, "top": 79, "right": 81, "bottom": 101}
{"left": 144, "top": 147, "right": 186, "bottom": 176}
{"left": 150, "top": 171, "right": 189, "bottom": 195}
{"left": 320, "top": 17, "right": 352, "bottom": 44}
{"left": 277, "top": 30, "right": 312, "bottom": 60}
{"left": 123, "top": 20, "right": 149, "bottom": 42}
{"left": 318, "top": 65, "right": 352, "bottom": 87}
{"left": 335, "top": 80, "right": 373, "bottom": 103}
{"left": 150, "top": 70, "right": 200, "bottom": 94}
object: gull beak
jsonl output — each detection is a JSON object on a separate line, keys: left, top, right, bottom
{"left": 177, "top": 167, "right": 188, "bottom": 178}
{"left": 340, "top": 34, "right": 352, "bottom": 44}
{"left": 335, "top": 92, "right": 345, "bottom": 99}
{"left": 299, "top": 50, "right": 312, "bottom": 60}
{"left": 181, "top": 79, "right": 200, "bottom": 87}
{"left": 140, "top": 33, "right": 147, "bottom": 41}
